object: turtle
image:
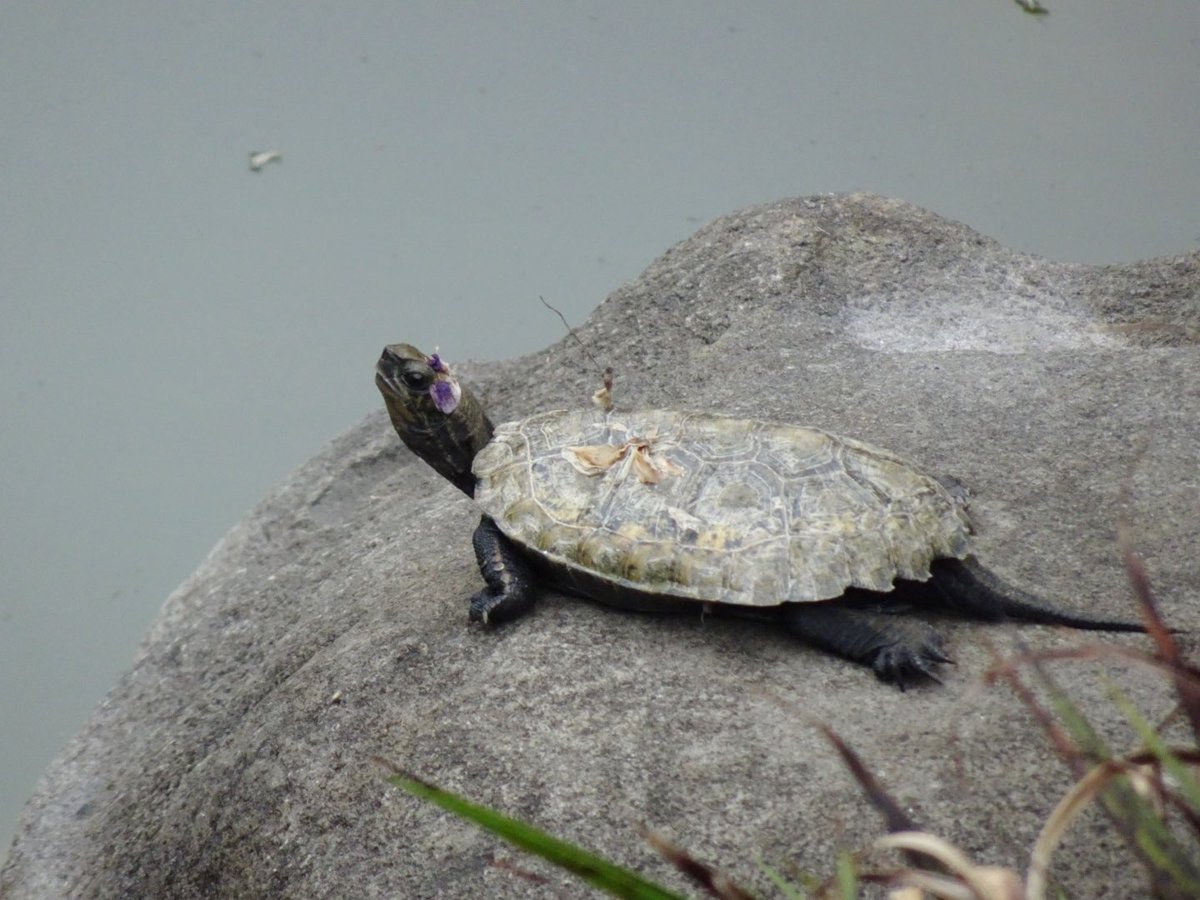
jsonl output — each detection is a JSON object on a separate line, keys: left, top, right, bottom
{"left": 375, "top": 343, "right": 1143, "bottom": 685}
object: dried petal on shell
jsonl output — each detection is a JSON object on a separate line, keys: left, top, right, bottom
{"left": 563, "top": 444, "right": 627, "bottom": 475}
{"left": 630, "top": 443, "right": 682, "bottom": 483}
{"left": 667, "top": 506, "right": 703, "bottom": 533}
{"left": 564, "top": 439, "right": 681, "bottom": 484}
{"left": 592, "top": 385, "right": 613, "bottom": 412}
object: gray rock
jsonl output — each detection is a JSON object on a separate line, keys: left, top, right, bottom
{"left": 3, "top": 194, "right": 1197, "bottom": 898}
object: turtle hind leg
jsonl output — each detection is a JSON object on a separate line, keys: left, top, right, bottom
{"left": 782, "top": 604, "right": 953, "bottom": 687}
{"left": 931, "top": 555, "right": 1144, "bottom": 633}
{"left": 469, "top": 516, "right": 537, "bottom": 624}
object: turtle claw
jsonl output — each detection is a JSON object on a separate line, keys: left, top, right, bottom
{"left": 468, "top": 584, "right": 537, "bottom": 626}
{"left": 468, "top": 589, "right": 500, "bottom": 624}
{"left": 870, "top": 634, "right": 954, "bottom": 688}
{"left": 469, "top": 587, "right": 535, "bottom": 625}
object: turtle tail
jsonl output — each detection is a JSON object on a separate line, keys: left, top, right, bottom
{"left": 932, "top": 556, "right": 1145, "bottom": 633}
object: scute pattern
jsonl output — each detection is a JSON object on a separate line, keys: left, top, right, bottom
{"left": 472, "top": 409, "right": 972, "bottom": 607}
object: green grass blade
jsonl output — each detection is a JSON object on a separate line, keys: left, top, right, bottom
{"left": 1023, "top": 662, "right": 1200, "bottom": 888}
{"left": 386, "top": 772, "right": 686, "bottom": 900}
{"left": 834, "top": 851, "right": 858, "bottom": 900}
{"left": 1109, "top": 684, "right": 1200, "bottom": 814}
{"left": 756, "top": 858, "right": 807, "bottom": 900}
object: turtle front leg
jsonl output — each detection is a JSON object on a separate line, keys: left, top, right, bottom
{"left": 469, "top": 516, "right": 538, "bottom": 625}
{"left": 782, "top": 604, "right": 952, "bottom": 687}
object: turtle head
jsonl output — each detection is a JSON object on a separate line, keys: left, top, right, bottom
{"left": 375, "top": 343, "right": 493, "bottom": 496}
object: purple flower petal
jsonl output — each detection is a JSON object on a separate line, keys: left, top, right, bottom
{"left": 430, "top": 378, "right": 461, "bottom": 414}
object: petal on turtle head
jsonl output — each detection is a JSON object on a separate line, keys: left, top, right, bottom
{"left": 430, "top": 377, "right": 461, "bottom": 414}
{"left": 427, "top": 350, "right": 450, "bottom": 374}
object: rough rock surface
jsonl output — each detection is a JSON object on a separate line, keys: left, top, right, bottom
{"left": 3, "top": 194, "right": 1198, "bottom": 898}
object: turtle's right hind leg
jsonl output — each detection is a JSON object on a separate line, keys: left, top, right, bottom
{"left": 782, "top": 604, "right": 953, "bottom": 687}
{"left": 469, "top": 516, "right": 537, "bottom": 624}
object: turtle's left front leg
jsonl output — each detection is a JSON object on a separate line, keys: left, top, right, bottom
{"left": 469, "top": 516, "right": 538, "bottom": 624}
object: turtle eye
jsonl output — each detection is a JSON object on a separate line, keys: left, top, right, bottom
{"left": 401, "top": 368, "right": 433, "bottom": 391}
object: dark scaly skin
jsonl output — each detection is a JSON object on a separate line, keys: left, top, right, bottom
{"left": 376, "top": 343, "right": 1145, "bottom": 687}
{"left": 376, "top": 344, "right": 537, "bottom": 622}
{"left": 375, "top": 343, "right": 491, "bottom": 496}
{"left": 782, "top": 605, "right": 952, "bottom": 684}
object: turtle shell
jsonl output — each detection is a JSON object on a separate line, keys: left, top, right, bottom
{"left": 472, "top": 409, "right": 972, "bottom": 607}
